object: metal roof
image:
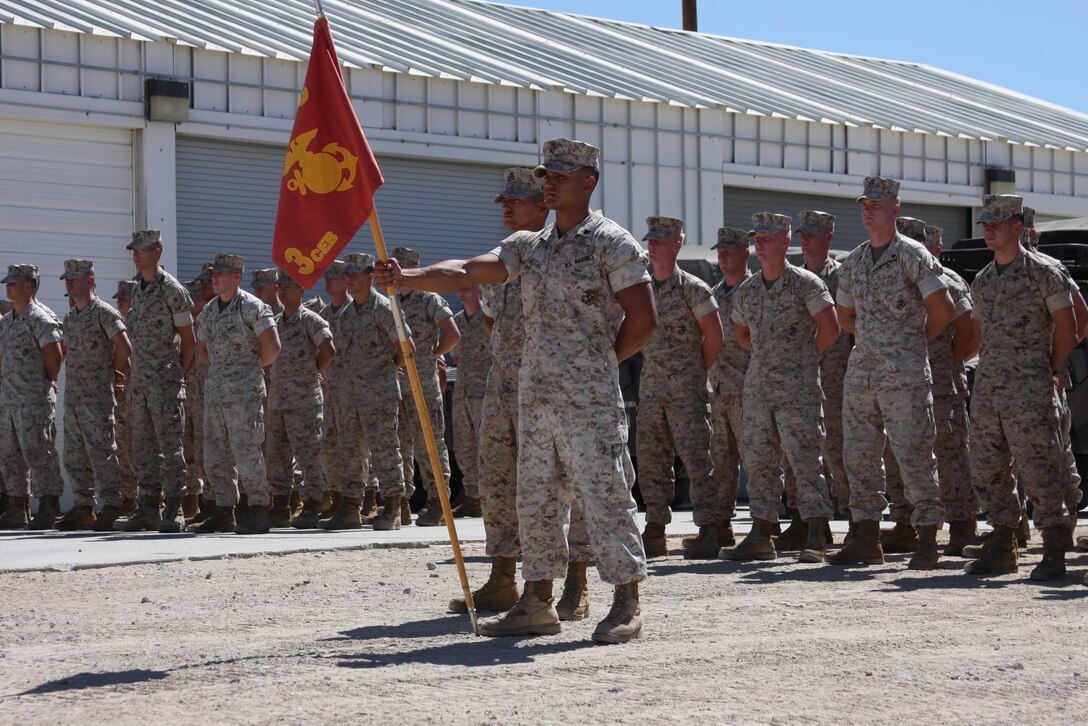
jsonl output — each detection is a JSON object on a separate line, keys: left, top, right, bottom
{"left": 3, "top": 0, "right": 1087, "bottom": 151}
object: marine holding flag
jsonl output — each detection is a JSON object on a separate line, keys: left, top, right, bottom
{"left": 273, "top": 15, "right": 384, "bottom": 289}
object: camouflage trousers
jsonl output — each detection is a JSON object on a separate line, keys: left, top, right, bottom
{"left": 266, "top": 405, "right": 324, "bottom": 503}
{"left": 970, "top": 383, "right": 1067, "bottom": 529}
{"left": 334, "top": 400, "right": 404, "bottom": 500}
{"left": 842, "top": 383, "right": 944, "bottom": 527}
{"left": 0, "top": 404, "right": 63, "bottom": 497}
{"left": 476, "top": 374, "right": 591, "bottom": 561}
{"left": 636, "top": 389, "right": 715, "bottom": 527}
{"left": 1057, "top": 387, "right": 1083, "bottom": 521}
{"left": 452, "top": 392, "right": 484, "bottom": 499}
{"left": 886, "top": 391, "right": 978, "bottom": 524}
{"left": 183, "top": 382, "right": 206, "bottom": 497}
{"left": 63, "top": 401, "right": 123, "bottom": 508}
{"left": 398, "top": 389, "right": 451, "bottom": 500}
{"left": 203, "top": 400, "right": 268, "bottom": 507}
{"left": 742, "top": 395, "right": 833, "bottom": 522}
{"left": 517, "top": 405, "right": 645, "bottom": 585}
{"left": 821, "top": 382, "right": 850, "bottom": 512}
{"left": 320, "top": 391, "right": 347, "bottom": 495}
{"left": 709, "top": 389, "right": 744, "bottom": 522}
{"left": 129, "top": 383, "right": 187, "bottom": 498}
{"left": 114, "top": 393, "right": 138, "bottom": 500}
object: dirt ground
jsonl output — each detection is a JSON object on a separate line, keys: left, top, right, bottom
{"left": 2, "top": 529, "right": 1087, "bottom": 725}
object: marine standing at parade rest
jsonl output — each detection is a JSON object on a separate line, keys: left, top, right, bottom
{"left": 194, "top": 253, "right": 280, "bottom": 534}
{"left": 119, "top": 230, "right": 196, "bottom": 534}
{"left": 377, "top": 138, "right": 657, "bottom": 645}
{"left": 720, "top": 214, "right": 839, "bottom": 564}
{"left": 830, "top": 177, "right": 953, "bottom": 569}
{"left": 317, "top": 260, "right": 353, "bottom": 518}
{"left": 183, "top": 263, "right": 215, "bottom": 525}
{"left": 110, "top": 279, "right": 139, "bottom": 516}
{"left": 393, "top": 246, "right": 460, "bottom": 527}
{"left": 0, "top": 264, "right": 66, "bottom": 530}
{"left": 963, "top": 195, "right": 1078, "bottom": 580}
{"left": 449, "top": 283, "right": 492, "bottom": 519}
{"left": 636, "top": 216, "right": 723, "bottom": 560}
{"left": 55, "top": 259, "right": 131, "bottom": 532}
{"left": 266, "top": 271, "right": 335, "bottom": 529}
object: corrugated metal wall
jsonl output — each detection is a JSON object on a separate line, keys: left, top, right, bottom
{"left": 175, "top": 137, "right": 509, "bottom": 290}
{"left": 723, "top": 186, "right": 970, "bottom": 251}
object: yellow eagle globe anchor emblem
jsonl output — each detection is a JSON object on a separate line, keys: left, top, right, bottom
{"left": 283, "top": 128, "right": 359, "bottom": 196}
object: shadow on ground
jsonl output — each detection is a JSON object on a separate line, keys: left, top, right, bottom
{"left": 335, "top": 636, "right": 593, "bottom": 669}
{"left": 18, "top": 668, "right": 169, "bottom": 696}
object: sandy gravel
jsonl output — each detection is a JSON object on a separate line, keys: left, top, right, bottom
{"left": 2, "top": 530, "right": 1087, "bottom": 725}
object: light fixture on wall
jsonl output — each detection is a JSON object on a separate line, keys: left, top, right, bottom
{"left": 145, "top": 78, "right": 190, "bottom": 123}
{"left": 984, "top": 166, "right": 1015, "bottom": 195}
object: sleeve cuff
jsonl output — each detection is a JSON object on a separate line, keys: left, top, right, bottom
{"left": 494, "top": 247, "right": 519, "bottom": 283}
{"left": 692, "top": 298, "right": 719, "bottom": 319}
{"left": 835, "top": 289, "right": 854, "bottom": 308}
{"left": 1046, "top": 290, "right": 1074, "bottom": 313}
{"left": 172, "top": 311, "right": 194, "bottom": 328}
{"left": 607, "top": 262, "right": 651, "bottom": 293}
{"left": 37, "top": 330, "right": 62, "bottom": 348}
{"left": 917, "top": 273, "right": 948, "bottom": 300}
{"left": 806, "top": 291, "right": 834, "bottom": 317}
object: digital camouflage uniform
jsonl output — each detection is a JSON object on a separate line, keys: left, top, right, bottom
{"left": 637, "top": 264, "right": 718, "bottom": 526}
{"left": 0, "top": 293, "right": 65, "bottom": 499}
{"left": 319, "top": 293, "right": 353, "bottom": 495}
{"left": 196, "top": 285, "right": 276, "bottom": 507}
{"left": 733, "top": 259, "right": 835, "bottom": 523}
{"left": 62, "top": 294, "right": 127, "bottom": 508}
{"left": 886, "top": 267, "right": 978, "bottom": 524}
{"left": 970, "top": 247, "right": 1072, "bottom": 529}
{"left": 493, "top": 210, "right": 649, "bottom": 585}
{"left": 266, "top": 304, "right": 332, "bottom": 503}
{"left": 127, "top": 266, "right": 193, "bottom": 499}
{"left": 396, "top": 289, "right": 453, "bottom": 500}
{"left": 837, "top": 231, "right": 947, "bottom": 526}
{"left": 451, "top": 306, "right": 492, "bottom": 500}
{"left": 709, "top": 265, "right": 751, "bottom": 523}
{"left": 334, "top": 290, "right": 407, "bottom": 501}
{"left": 183, "top": 275, "right": 210, "bottom": 501}
{"left": 112, "top": 280, "right": 138, "bottom": 500}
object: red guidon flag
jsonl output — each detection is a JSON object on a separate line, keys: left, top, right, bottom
{"left": 272, "top": 16, "right": 384, "bottom": 289}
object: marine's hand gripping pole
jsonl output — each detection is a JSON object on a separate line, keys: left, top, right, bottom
{"left": 368, "top": 210, "right": 479, "bottom": 636}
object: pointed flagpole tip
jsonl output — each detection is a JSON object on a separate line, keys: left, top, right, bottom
{"left": 312, "top": 0, "right": 326, "bottom": 17}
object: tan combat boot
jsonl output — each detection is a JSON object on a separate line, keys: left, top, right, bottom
{"left": 400, "top": 498, "right": 412, "bottom": 525}
{"left": 944, "top": 520, "right": 978, "bottom": 557}
{"left": 371, "top": 495, "right": 402, "bottom": 531}
{"left": 641, "top": 522, "right": 667, "bottom": 558}
{"left": 908, "top": 524, "right": 940, "bottom": 570}
{"left": 319, "top": 496, "right": 363, "bottom": 530}
{"left": 119, "top": 495, "right": 162, "bottom": 532}
{"left": 591, "top": 581, "right": 642, "bottom": 645}
{"left": 827, "top": 520, "right": 884, "bottom": 565}
{"left": 478, "top": 580, "right": 561, "bottom": 637}
{"left": 1077, "top": 534, "right": 1088, "bottom": 551}
{"left": 234, "top": 504, "right": 270, "bottom": 535}
{"left": 1016, "top": 514, "right": 1031, "bottom": 548}
{"left": 360, "top": 489, "right": 378, "bottom": 519}
{"left": 880, "top": 521, "right": 918, "bottom": 554}
{"left": 119, "top": 496, "right": 138, "bottom": 518}
{"left": 55, "top": 504, "right": 97, "bottom": 531}
{"left": 449, "top": 555, "right": 519, "bottom": 614}
{"left": 1029, "top": 526, "right": 1067, "bottom": 581}
{"left": 799, "top": 517, "right": 828, "bottom": 563}
{"left": 268, "top": 495, "right": 292, "bottom": 528}
{"left": 774, "top": 510, "right": 807, "bottom": 551}
{"left": 290, "top": 500, "right": 322, "bottom": 529}
{"left": 556, "top": 560, "right": 590, "bottom": 621}
{"left": 181, "top": 493, "right": 200, "bottom": 521}
{"left": 91, "top": 504, "right": 122, "bottom": 532}
{"left": 158, "top": 496, "right": 185, "bottom": 533}
{"left": 452, "top": 495, "right": 482, "bottom": 518}
{"left": 320, "top": 490, "right": 340, "bottom": 518}
{"left": 415, "top": 497, "right": 445, "bottom": 527}
{"left": 719, "top": 519, "right": 737, "bottom": 548}
{"left": 186, "top": 497, "right": 214, "bottom": 526}
{"left": 192, "top": 505, "right": 236, "bottom": 533}
{"left": 0, "top": 496, "right": 29, "bottom": 529}
{"left": 964, "top": 524, "right": 1018, "bottom": 575}
{"left": 683, "top": 524, "right": 722, "bottom": 560}
{"left": 718, "top": 519, "right": 777, "bottom": 561}
{"left": 27, "top": 495, "right": 60, "bottom": 531}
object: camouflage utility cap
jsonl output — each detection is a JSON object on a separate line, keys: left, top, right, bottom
{"left": 642, "top": 216, "right": 685, "bottom": 241}
{"left": 1019, "top": 206, "right": 1036, "bottom": 246}
{"left": 343, "top": 253, "right": 376, "bottom": 273}
{"left": 896, "top": 217, "right": 927, "bottom": 242}
{"left": 211, "top": 252, "right": 246, "bottom": 273}
{"left": 323, "top": 259, "right": 347, "bottom": 280}
{"left": 127, "top": 229, "right": 163, "bottom": 251}
{"left": 856, "top": 176, "right": 900, "bottom": 202}
{"left": 59, "top": 259, "right": 94, "bottom": 280}
{"left": 302, "top": 297, "right": 325, "bottom": 312}
{"left": 1, "top": 264, "right": 38, "bottom": 283}
{"left": 194, "top": 262, "right": 214, "bottom": 282}
{"left": 924, "top": 224, "right": 943, "bottom": 246}
{"left": 1022, "top": 206, "right": 1036, "bottom": 229}
{"left": 713, "top": 227, "right": 750, "bottom": 250}
{"left": 112, "top": 280, "right": 137, "bottom": 299}
{"left": 184, "top": 279, "right": 202, "bottom": 296}
{"left": 252, "top": 268, "right": 279, "bottom": 288}
{"left": 534, "top": 138, "right": 600, "bottom": 177}
{"left": 796, "top": 210, "right": 835, "bottom": 234}
{"left": 977, "top": 194, "right": 1023, "bottom": 224}
{"left": 277, "top": 270, "right": 302, "bottom": 287}
{"left": 392, "top": 247, "right": 421, "bottom": 267}
{"left": 494, "top": 168, "right": 544, "bottom": 203}
{"left": 749, "top": 213, "right": 792, "bottom": 236}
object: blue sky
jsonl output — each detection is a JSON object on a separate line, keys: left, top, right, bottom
{"left": 516, "top": 0, "right": 1087, "bottom": 115}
